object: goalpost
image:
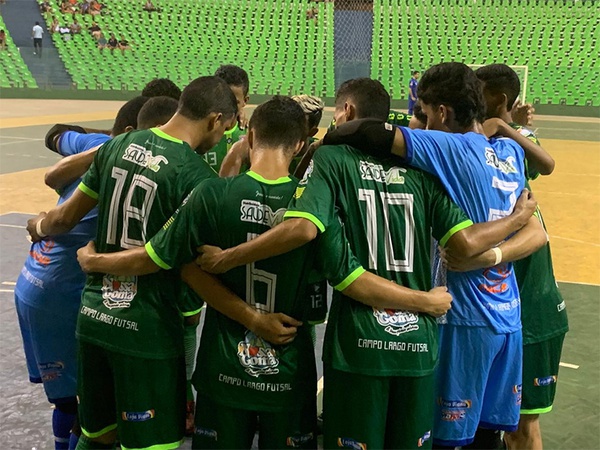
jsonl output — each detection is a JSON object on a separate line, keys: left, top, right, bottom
{"left": 469, "top": 64, "right": 529, "bottom": 104}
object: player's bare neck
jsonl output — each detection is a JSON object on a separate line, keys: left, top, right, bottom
{"left": 158, "top": 114, "right": 201, "bottom": 149}
{"left": 249, "top": 147, "right": 291, "bottom": 180}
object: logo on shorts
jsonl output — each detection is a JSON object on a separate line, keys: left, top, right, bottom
{"left": 437, "top": 398, "right": 472, "bottom": 409}
{"left": 534, "top": 375, "right": 557, "bottom": 386}
{"left": 337, "top": 437, "right": 367, "bottom": 450}
{"left": 417, "top": 430, "right": 431, "bottom": 447}
{"left": 286, "top": 432, "right": 314, "bottom": 447}
{"left": 121, "top": 409, "right": 155, "bottom": 422}
{"left": 441, "top": 409, "right": 466, "bottom": 422}
{"left": 513, "top": 384, "right": 522, "bottom": 405}
{"left": 557, "top": 300, "right": 566, "bottom": 312}
{"left": 195, "top": 427, "right": 217, "bottom": 441}
{"left": 237, "top": 330, "right": 279, "bottom": 377}
{"left": 372, "top": 308, "right": 419, "bottom": 336}
{"left": 38, "top": 361, "right": 65, "bottom": 382}
{"left": 102, "top": 275, "right": 137, "bottom": 309}
{"left": 122, "top": 143, "right": 169, "bottom": 172}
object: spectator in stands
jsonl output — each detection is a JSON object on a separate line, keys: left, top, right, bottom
{"left": 39, "top": 1, "right": 52, "bottom": 14}
{"left": 89, "top": 22, "right": 101, "bottom": 39}
{"left": 97, "top": 32, "right": 107, "bottom": 51}
{"left": 70, "top": 18, "right": 82, "bottom": 35}
{"left": 0, "top": 30, "right": 6, "bottom": 51}
{"left": 107, "top": 33, "right": 118, "bottom": 53}
{"left": 118, "top": 35, "right": 131, "bottom": 54}
{"left": 407, "top": 70, "right": 420, "bottom": 114}
{"left": 79, "top": 0, "right": 90, "bottom": 15}
{"left": 89, "top": 0, "right": 103, "bottom": 15}
{"left": 60, "top": 1, "right": 72, "bottom": 13}
{"left": 32, "top": 21, "right": 43, "bottom": 57}
{"left": 143, "top": 0, "right": 160, "bottom": 12}
{"left": 141, "top": 78, "right": 182, "bottom": 100}
{"left": 49, "top": 16, "right": 60, "bottom": 34}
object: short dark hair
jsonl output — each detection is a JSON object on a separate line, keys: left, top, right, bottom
{"left": 335, "top": 78, "right": 390, "bottom": 121}
{"left": 417, "top": 62, "right": 486, "bottom": 127}
{"left": 475, "top": 64, "right": 521, "bottom": 111}
{"left": 35, "top": 21, "right": 40, "bottom": 25}
{"left": 412, "top": 70, "right": 420, "bottom": 76}
{"left": 249, "top": 96, "right": 307, "bottom": 151}
{"left": 412, "top": 102, "right": 427, "bottom": 125}
{"left": 112, "top": 96, "right": 150, "bottom": 135}
{"left": 214, "top": 65, "right": 250, "bottom": 97}
{"left": 177, "top": 76, "right": 238, "bottom": 122}
{"left": 137, "top": 96, "right": 178, "bottom": 130}
{"left": 141, "top": 78, "right": 182, "bottom": 100}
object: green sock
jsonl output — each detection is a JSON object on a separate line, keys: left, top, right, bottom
{"left": 76, "top": 435, "right": 115, "bottom": 450}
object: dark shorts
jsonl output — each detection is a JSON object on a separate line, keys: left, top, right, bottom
{"left": 323, "top": 365, "right": 434, "bottom": 449}
{"left": 521, "top": 333, "right": 566, "bottom": 414}
{"left": 78, "top": 340, "right": 186, "bottom": 448}
{"left": 192, "top": 394, "right": 317, "bottom": 449}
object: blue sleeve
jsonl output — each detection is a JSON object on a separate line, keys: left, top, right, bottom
{"left": 57, "top": 132, "right": 111, "bottom": 156}
{"left": 399, "top": 127, "right": 462, "bottom": 174}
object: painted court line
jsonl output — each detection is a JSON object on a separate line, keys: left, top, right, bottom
{"left": 559, "top": 362, "right": 580, "bottom": 370}
{"left": 550, "top": 235, "right": 600, "bottom": 247}
{"left": 0, "top": 224, "right": 26, "bottom": 229}
{"left": 2, "top": 282, "right": 16, "bottom": 286}
{"left": 557, "top": 280, "right": 600, "bottom": 287}
{"left": 0, "top": 289, "right": 15, "bottom": 293}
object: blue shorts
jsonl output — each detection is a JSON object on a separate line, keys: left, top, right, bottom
{"left": 433, "top": 325, "right": 522, "bottom": 447}
{"left": 15, "top": 293, "right": 79, "bottom": 403}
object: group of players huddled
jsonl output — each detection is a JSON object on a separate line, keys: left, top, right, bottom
{"left": 16, "top": 61, "right": 568, "bottom": 450}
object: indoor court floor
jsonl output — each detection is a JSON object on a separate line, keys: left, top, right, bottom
{"left": 0, "top": 99, "right": 598, "bottom": 449}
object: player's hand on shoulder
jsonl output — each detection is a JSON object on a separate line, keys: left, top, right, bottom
{"left": 26, "top": 212, "right": 47, "bottom": 243}
{"left": 250, "top": 312, "right": 302, "bottom": 346}
{"left": 423, "top": 286, "right": 452, "bottom": 317}
{"left": 196, "top": 245, "right": 229, "bottom": 274}
{"left": 482, "top": 117, "right": 505, "bottom": 138}
{"left": 238, "top": 109, "right": 249, "bottom": 130}
{"left": 511, "top": 100, "right": 535, "bottom": 127}
{"left": 77, "top": 241, "right": 98, "bottom": 273}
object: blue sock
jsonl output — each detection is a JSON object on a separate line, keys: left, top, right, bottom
{"left": 53, "top": 408, "right": 75, "bottom": 450}
{"left": 68, "top": 433, "right": 79, "bottom": 450}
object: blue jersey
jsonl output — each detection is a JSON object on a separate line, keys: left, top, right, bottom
{"left": 399, "top": 127, "right": 526, "bottom": 333}
{"left": 409, "top": 78, "right": 418, "bottom": 101}
{"left": 15, "top": 132, "right": 109, "bottom": 311}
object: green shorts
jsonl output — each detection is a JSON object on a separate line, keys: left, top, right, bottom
{"left": 192, "top": 394, "right": 317, "bottom": 449}
{"left": 77, "top": 340, "right": 186, "bottom": 449}
{"left": 521, "top": 333, "right": 566, "bottom": 414}
{"left": 323, "top": 365, "right": 434, "bottom": 449}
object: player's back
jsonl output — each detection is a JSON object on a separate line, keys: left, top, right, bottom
{"left": 290, "top": 144, "right": 472, "bottom": 376}
{"left": 77, "top": 128, "right": 216, "bottom": 359}
{"left": 203, "top": 124, "right": 245, "bottom": 172}
{"left": 401, "top": 128, "right": 526, "bottom": 333}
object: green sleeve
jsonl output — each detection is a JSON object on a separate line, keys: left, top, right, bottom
{"left": 511, "top": 124, "right": 541, "bottom": 181}
{"left": 283, "top": 147, "right": 338, "bottom": 233}
{"left": 425, "top": 174, "right": 473, "bottom": 247}
{"left": 146, "top": 181, "right": 216, "bottom": 270}
{"left": 79, "top": 140, "right": 108, "bottom": 199}
{"left": 387, "top": 110, "right": 411, "bottom": 127}
{"left": 314, "top": 218, "right": 365, "bottom": 291}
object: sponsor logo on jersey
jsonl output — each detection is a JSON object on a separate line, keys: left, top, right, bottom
{"left": 121, "top": 409, "right": 155, "bottom": 422}
{"left": 286, "top": 432, "right": 314, "bottom": 447}
{"left": 122, "top": 143, "right": 169, "bottom": 172}
{"left": 299, "top": 160, "right": 314, "bottom": 186}
{"left": 478, "top": 264, "right": 511, "bottom": 295}
{"left": 513, "top": 384, "right": 522, "bottom": 405}
{"left": 237, "top": 330, "right": 279, "bottom": 377}
{"left": 240, "top": 199, "right": 286, "bottom": 228}
{"left": 39, "top": 361, "right": 65, "bottom": 382}
{"left": 437, "top": 398, "right": 472, "bottom": 409}
{"left": 359, "top": 161, "right": 406, "bottom": 185}
{"left": 337, "top": 437, "right": 367, "bottom": 450}
{"left": 557, "top": 300, "right": 566, "bottom": 312}
{"left": 372, "top": 308, "right": 419, "bottom": 336}
{"left": 534, "top": 375, "right": 557, "bottom": 386}
{"left": 484, "top": 147, "right": 518, "bottom": 174}
{"left": 195, "top": 427, "right": 217, "bottom": 441}
{"left": 441, "top": 409, "right": 466, "bottom": 421}
{"left": 417, "top": 430, "right": 431, "bottom": 447}
{"left": 102, "top": 275, "right": 137, "bottom": 309}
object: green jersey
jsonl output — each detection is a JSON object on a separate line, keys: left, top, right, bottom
{"left": 285, "top": 145, "right": 473, "bottom": 377}
{"left": 510, "top": 125, "right": 569, "bottom": 344}
{"left": 147, "top": 171, "right": 363, "bottom": 411}
{"left": 77, "top": 128, "right": 217, "bottom": 359}
{"left": 203, "top": 124, "right": 245, "bottom": 172}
